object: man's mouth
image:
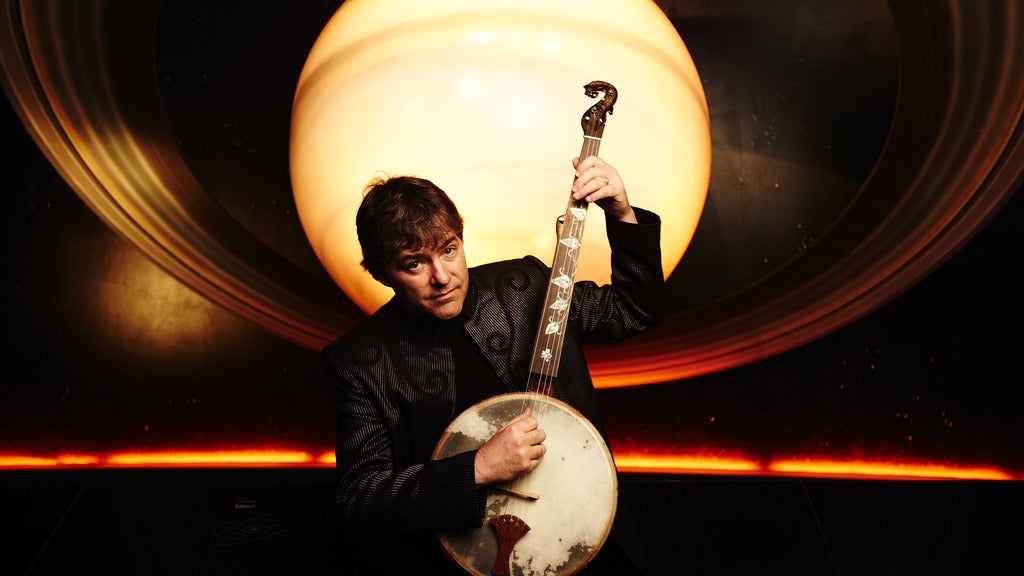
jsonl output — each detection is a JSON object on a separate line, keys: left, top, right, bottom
{"left": 430, "top": 288, "right": 454, "bottom": 301}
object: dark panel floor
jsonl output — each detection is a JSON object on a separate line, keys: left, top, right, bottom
{"left": 4, "top": 469, "right": 1021, "bottom": 575}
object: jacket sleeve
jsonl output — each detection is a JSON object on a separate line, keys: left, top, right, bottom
{"left": 325, "top": 339, "right": 485, "bottom": 534}
{"left": 570, "top": 206, "right": 665, "bottom": 342}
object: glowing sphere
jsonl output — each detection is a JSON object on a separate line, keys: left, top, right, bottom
{"left": 290, "top": 0, "right": 710, "bottom": 314}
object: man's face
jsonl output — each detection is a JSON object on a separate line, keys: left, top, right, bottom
{"left": 379, "top": 232, "right": 469, "bottom": 321}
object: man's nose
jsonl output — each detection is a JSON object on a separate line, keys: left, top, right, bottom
{"left": 430, "top": 261, "right": 450, "bottom": 285}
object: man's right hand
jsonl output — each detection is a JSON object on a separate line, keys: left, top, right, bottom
{"left": 473, "top": 407, "right": 547, "bottom": 486}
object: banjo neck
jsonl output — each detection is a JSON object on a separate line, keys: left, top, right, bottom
{"left": 526, "top": 81, "right": 617, "bottom": 397}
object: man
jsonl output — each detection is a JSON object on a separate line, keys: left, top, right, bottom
{"left": 324, "top": 155, "right": 664, "bottom": 574}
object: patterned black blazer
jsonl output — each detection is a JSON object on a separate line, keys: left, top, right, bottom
{"left": 323, "top": 207, "right": 664, "bottom": 573}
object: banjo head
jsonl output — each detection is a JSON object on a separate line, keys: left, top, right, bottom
{"left": 433, "top": 392, "right": 618, "bottom": 576}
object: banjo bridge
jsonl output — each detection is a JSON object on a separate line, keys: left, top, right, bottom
{"left": 495, "top": 484, "right": 541, "bottom": 501}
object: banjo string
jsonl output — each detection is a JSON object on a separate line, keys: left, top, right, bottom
{"left": 504, "top": 131, "right": 598, "bottom": 516}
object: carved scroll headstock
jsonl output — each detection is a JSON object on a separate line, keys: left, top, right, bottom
{"left": 580, "top": 81, "right": 617, "bottom": 139}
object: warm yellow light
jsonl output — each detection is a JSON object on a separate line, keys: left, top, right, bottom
{"left": 291, "top": 0, "right": 710, "bottom": 314}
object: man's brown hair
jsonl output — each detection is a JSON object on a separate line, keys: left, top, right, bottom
{"left": 355, "top": 175, "right": 465, "bottom": 281}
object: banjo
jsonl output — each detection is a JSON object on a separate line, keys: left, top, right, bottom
{"left": 432, "top": 81, "right": 619, "bottom": 576}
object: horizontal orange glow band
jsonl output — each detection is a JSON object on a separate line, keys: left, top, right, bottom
{"left": 0, "top": 450, "right": 1014, "bottom": 480}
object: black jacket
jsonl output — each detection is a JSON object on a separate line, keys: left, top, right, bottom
{"left": 323, "top": 208, "right": 664, "bottom": 574}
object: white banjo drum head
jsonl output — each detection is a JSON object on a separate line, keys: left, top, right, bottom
{"left": 433, "top": 392, "right": 618, "bottom": 576}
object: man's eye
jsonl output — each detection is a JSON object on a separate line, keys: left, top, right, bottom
{"left": 406, "top": 261, "right": 420, "bottom": 271}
